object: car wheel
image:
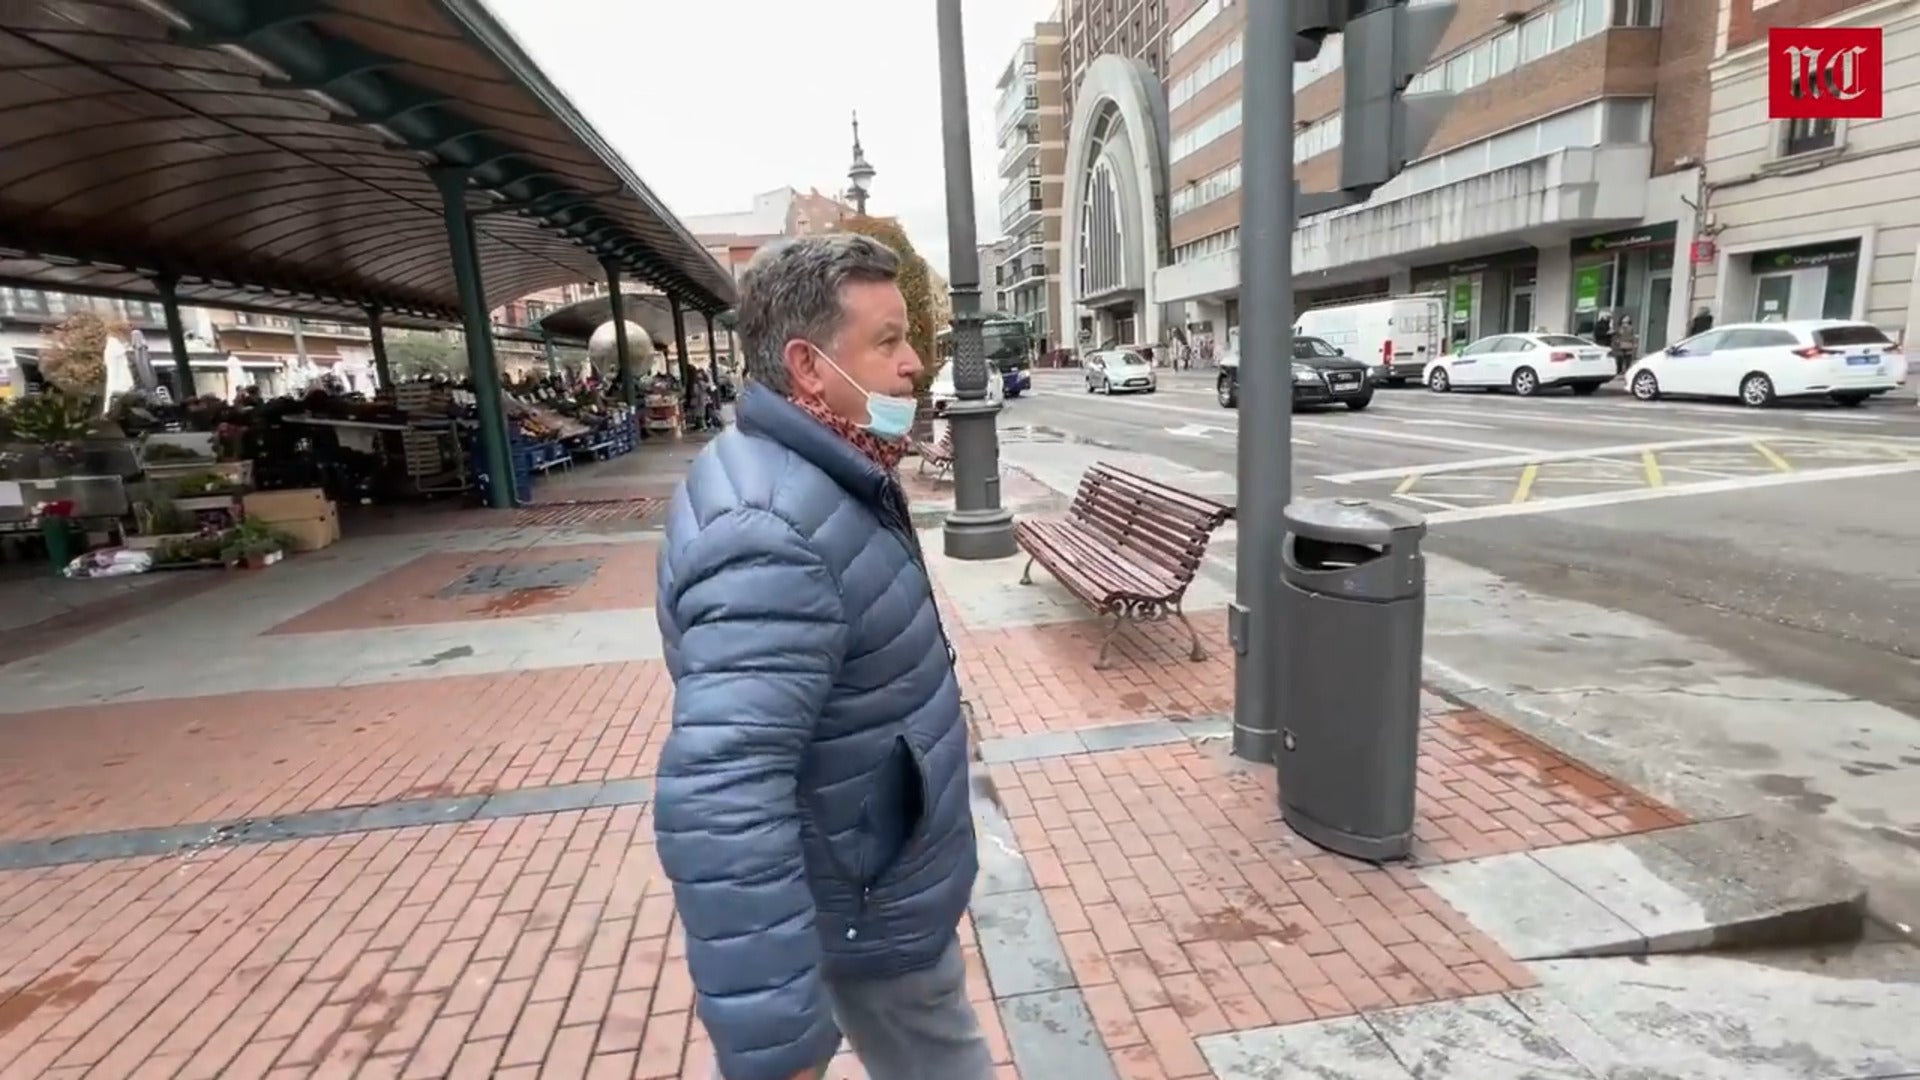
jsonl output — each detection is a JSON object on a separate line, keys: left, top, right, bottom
{"left": 1345, "top": 392, "right": 1374, "bottom": 412}
{"left": 1631, "top": 370, "right": 1660, "bottom": 400}
{"left": 1084, "top": 378, "right": 1094, "bottom": 393}
{"left": 1740, "top": 372, "right": 1776, "bottom": 408}
{"left": 1100, "top": 377, "right": 1112, "bottom": 394}
{"left": 1832, "top": 392, "right": 1869, "bottom": 408}
{"left": 1217, "top": 377, "right": 1237, "bottom": 409}
{"left": 1511, "top": 367, "right": 1540, "bottom": 397}
{"left": 1427, "top": 368, "right": 1451, "bottom": 393}
{"left": 1570, "top": 382, "right": 1601, "bottom": 397}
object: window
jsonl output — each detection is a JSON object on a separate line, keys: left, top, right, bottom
{"left": 1295, "top": 113, "right": 1341, "bottom": 162}
{"left": 1491, "top": 29, "right": 1518, "bottom": 77}
{"left": 1580, "top": 0, "right": 1608, "bottom": 36}
{"left": 1781, "top": 117, "right": 1837, "bottom": 157}
{"left": 1550, "top": 4, "right": 1579, "bottom": 49}
{"left": 1538, "top": 335, "right": 1591, "bottom": 347}
{"left": 1170, "top": 100, "right": 1242, "bottom": 162}
{"left": 1676, "top": 330, "right": 1726, "bottom": 354}
{"left": 1721, "top": 328, "right": 1797, "bottom": 349}
{"left": 1814, "top": 324, "right": 1890, "bottom": 348}
{"left": 1614, "top": 0, "right": 1660, "bottom": 26}
{"left": 1169, "top": 34, "right": 1242, "bottom": 109}
{"left": 1170, "top": 162, "right": 1241, "bottom": 216}
{"left": 1521, "top": 11, "right": 1552, "bottom": 61}
{"left": 1295, "top": 338, "right": 1340, "bottom": 358}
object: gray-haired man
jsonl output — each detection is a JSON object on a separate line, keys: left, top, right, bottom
{"left": 653, "top": 233, "right": 993, "bottom": 1080}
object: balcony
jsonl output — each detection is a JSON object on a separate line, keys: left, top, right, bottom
{"left": 1000, "top": 231, "right": 1044, "bottom": 268}
{"left": 995, "top": 90, "right": 1039, "bottom": 147}
{"left": 0, "top": 288, "right": 166, "bottom": 328}
{"left": 999, "top": 130, "right": 1040, "bottom": 179}
{"left": 229, "top": 311, "right": 369, "bottom": 339}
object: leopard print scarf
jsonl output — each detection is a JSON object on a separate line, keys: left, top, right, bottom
{"left": 793, "top": 398, "right": 911, "bottom": 473}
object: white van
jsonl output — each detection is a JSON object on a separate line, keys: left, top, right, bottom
{"left": 1295, "top": 294, "right": 1446, "bottom": 386}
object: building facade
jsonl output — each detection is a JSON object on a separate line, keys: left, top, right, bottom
{"left": 1062, "top": 0, "right": 1723, "bottom": 358}
{"left": 1692, "top": 0, "right": 1920, "bottom": 344}
{"left": 995, "top": 24, "right": 1070, "bottom": 354}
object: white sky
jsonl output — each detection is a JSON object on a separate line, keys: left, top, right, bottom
{"left": 487, "top": 0, "right": 1062, "bottom": 280}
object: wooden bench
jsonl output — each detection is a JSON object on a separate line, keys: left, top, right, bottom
{"left": 1014, "top": 464, "right": 1234, "bottom": 669}
{"left": 915, "top": 427, "right": 955, "bottom": 480}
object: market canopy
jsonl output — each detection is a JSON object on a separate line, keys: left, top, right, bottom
{"left": 536, "top": 292, "right": 679, "bottom": 351}
{"left": 0, "top": 0, "right": 736, "bottom": 329}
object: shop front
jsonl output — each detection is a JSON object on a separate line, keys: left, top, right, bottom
{"left": 1568, "top": 222, "right": 1677, "bottom": 354}
{"left": 1410, "top": 249, "right": 1539, "bottom": 349}
{"left": 1742, "top": 239, "right": 1862, "bottom": 324}
{"left": 1298, "top": 277, "right": 1393, "bottom": 312}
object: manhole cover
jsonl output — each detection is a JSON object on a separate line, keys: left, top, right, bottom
{"left": 439, "top": 558, "right": 603, "bottom": 597}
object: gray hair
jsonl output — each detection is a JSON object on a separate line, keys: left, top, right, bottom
{"left": 736, "top": 233, "right": 901, "bottom": 395}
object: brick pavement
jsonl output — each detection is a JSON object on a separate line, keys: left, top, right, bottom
{"left": 0, "top": 449, "right": 1686, "bottom": 1078}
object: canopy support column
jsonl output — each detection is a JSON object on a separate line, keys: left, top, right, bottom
{"left": 364, "top": 304, "right": 393, "bottom": 390}
{"left": 430, "top": 165, "right": 515, "bottom": 509}
{"left": 602, "top": 258, "right": 637, "bottom": 407}
{"left": 155, "top": 275, "right": 196, "bottom": 399}
{"left": 670, "top": 294, "right": 693, "bottom": 404}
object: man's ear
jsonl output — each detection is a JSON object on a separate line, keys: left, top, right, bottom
{"left": 784, "top": 338, "right": 825, "bottom": 398}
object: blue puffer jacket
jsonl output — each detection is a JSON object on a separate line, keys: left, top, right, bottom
{"left": 654, "top": 385, "right": 977, "bottom": 1080}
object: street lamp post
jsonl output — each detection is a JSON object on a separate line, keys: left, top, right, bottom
{"left": 846, "top": 111, "right": 875, "bottom": 217}
{"left": 935, "top": 0, "right": 1017, "bottom": 561}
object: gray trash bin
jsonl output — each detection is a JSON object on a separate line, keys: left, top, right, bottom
{"left": 1277, "top": 497, "right": 1427, "bottom": 862}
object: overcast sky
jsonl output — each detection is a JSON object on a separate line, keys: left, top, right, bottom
{"left": 487, "top": 0, "right": 1061, "bottom": 279}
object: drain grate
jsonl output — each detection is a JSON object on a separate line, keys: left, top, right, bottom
{"left": 438, "top": 557, "right": 603, "bottom": 597}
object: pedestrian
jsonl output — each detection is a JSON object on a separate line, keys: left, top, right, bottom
{"left": 1610, "top": 314, "right": 1639, "bottom": 375}
{"left": 654, "top": 233, "right": 989, "bottom": 1080}
{"left": 1689, "top": 307, "right": 1714, "bottom": 336}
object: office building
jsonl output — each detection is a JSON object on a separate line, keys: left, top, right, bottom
{"left": 994, "top": 23, "right": 1070, "bottom": 353}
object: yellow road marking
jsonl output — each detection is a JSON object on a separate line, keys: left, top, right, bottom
{"left": 1512, "top": 463, "right": 1539, "bottom": 504}
{"left": 1394, "top": 473, "right": 1420, "bottom": 495}
{"left": 1642, "top": 449, "right": 1664, "bottom": 488}
{"left": 1753, "top": 441, "right": 1794, "bottom": 472}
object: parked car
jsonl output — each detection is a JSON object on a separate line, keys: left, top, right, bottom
{"left": 1626, "top": 320, "right": 1908, "bottom": 408}
{"left": 1084, "top": 349, "right": 1157, "bottom": 394}
{"left": 1216, "top": 335, "right": 1373, "bottom": 410}
{"left": 1423, "top": 333, "right": 1615, "bottom": 396}
{"left": 1295, "top": 294, "right": 1446, "bottom": 386}
{"left": 929, "top": 360, "right": 1005, "bottom": 416}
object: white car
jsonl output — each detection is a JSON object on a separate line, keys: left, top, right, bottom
{"left": 928, "top": 360, "right": 1004, "bottom": 416}
{"left": 1626, "top": 320, "right": 1908, "bottom": 408}
{"left": 1423, "top": 333, "right": 1615, "bottom": 397}
{"left": 1084, "top": 348, "right": 1157, "bottom": 394}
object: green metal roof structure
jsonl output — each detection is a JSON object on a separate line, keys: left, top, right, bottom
{"left": 0, "top": 0, "right": 736, "bottom": 328}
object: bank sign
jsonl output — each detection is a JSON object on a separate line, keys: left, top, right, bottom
{"left": 1769, "top": 26, "right": 1883, "bottom": 120}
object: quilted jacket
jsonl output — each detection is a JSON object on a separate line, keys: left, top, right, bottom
{"left": 654, "top": 384, "right": 976, "bottom": 1080}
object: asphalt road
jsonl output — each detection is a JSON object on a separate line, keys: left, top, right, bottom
{"left": 1014, "top": 367, "right": 1920, "bottom": 716}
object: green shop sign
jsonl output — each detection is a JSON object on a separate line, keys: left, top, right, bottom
{"left": 1749, "top": 241, "right": 1860, "bottom": 270}
{"left": 1450, "top": 281, "right": 1473, "bottom": 321}
{"left": 1573, "top": 222, "right": 1678, "bottom": 254}
{"left": 1573, "top": 265, "right": 1605, "bottom": 313}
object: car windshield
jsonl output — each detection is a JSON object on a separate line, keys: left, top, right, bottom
{"left": 1538, "top": 335, "right": 1591, "bottom": 347}
{"left": 1109, "top": 352, "right": 1147, "bottom": 367}
{"left": 1294, "top": 338, "right": 1340, "bottom": 358}
{"left": 1815, "top": 324, "right": 1893, "bottom": 348}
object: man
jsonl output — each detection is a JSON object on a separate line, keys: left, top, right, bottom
{"left": 654, "top": 233, "right": 989, "bottom": 1080}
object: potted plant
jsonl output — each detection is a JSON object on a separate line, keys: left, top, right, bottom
{"left": 33, "top": 499, "right": 80, "bottom": 574}
{"left": 219, "top": 517, "right": 290, "bottom": 570}
{"left": 6, "top": 393, "right": 99, "bottom": 471}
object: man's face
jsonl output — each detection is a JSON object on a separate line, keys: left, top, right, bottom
{"left": 787, "top": 280, "right": 922, "bottom": 424}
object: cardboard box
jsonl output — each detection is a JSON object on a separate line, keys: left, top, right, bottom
{"left": 243, "top": 488, "right": 328, "bottom": 522}
{"left": 277, "top": 503, "right": 339, "bottom": 553}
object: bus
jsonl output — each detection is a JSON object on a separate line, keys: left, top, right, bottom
{"left": 935, "top": 317, "right": 1032, "bottom": 396}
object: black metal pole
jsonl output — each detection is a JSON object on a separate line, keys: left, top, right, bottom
{"left": 155, "top": 275, "right": 196, "bottom": 399}
{"left": 1232, "top": 0, "right": 1298, "bottom": 763}
{"left": 669, "top": 294, "right": 693, "bottom": 406}
{"left": 365, "top": 304, "right": 393, "bottom": 390}
{"left": 430, "top": 166, "right": 515, "bottom": 509}
{"left": 602, "top": 258, "right": 636, "bottom": 408}
{"left": 935, "top": 0, "right": 1017, "bottom": 560}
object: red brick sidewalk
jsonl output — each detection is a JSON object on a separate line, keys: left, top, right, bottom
{"left": 0, "top": 496, "right": 1682, "bottom": 1078}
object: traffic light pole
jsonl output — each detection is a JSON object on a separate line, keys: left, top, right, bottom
{"left": 1231, "top": 0, "right": 1298, "bottom": 764}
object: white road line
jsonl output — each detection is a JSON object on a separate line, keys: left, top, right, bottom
{"left": 1034, "top": 389, "right": 1539, "bottom": 453}
{"left": 1800, "top": 414, "right": 1888, "bottom": 425}
{"left": 1392, "top": 418, "right": 1503, "bottom": 430}
{"left": 1421, "top": 460, "right": 1920, "bottom": 524}
{"left": 1368, "top": 399, "right": 1774, "bottom": 436}
{"left": 1317, "top": 434, "right": 1768, "bottom": 483}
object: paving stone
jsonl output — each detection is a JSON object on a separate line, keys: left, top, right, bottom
{"left": 971, "top": 889, "right": 1076, "bottom": 998}
{"left": 997, "top": 990, "right": 1118, "bottom": 1080}
{"left": 1201, "top": 1017, "right": 1412, "bottom": 1080}
{"left": 1365, "top": 995, "right": 1598, "bottom": 1078}
{"left": 1420, "top": 852, "right": 1644, "bottom": 960}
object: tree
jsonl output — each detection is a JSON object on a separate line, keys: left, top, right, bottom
{"left": 38, "top": 309, "right": 129, "bottom": 398}
{"left": 837, "top": 214, "right": 939, "bottom": 439}
{"left": 385, "top": 329, "right": 467, "bottom": 380}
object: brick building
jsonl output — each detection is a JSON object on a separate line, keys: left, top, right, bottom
{"left": 993, "top": 23, "right": 1070, "bottom": 353}
{"left": 1691, "top": 0, "right": 1920, "bottom": 343}
{"left": 1063, "top": 0, "right": 1727, "bottom": 356}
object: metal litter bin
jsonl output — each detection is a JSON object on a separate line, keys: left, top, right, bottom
{"left": 1277, "top": 497, "right": 1427, "bottom": 862}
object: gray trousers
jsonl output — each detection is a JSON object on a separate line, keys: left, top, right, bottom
{"left": 718, "top": 939, "right": 995, "bottom": 1080}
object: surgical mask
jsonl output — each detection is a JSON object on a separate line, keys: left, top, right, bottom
{"left": 812, "top": 345, "right": 917, "bottom": 441}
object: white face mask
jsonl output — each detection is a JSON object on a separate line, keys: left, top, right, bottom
{"left": 811, "top": 345, "right": 916, "bottom": 441}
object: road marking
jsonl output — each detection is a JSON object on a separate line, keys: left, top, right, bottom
{"left": 1512, "top": 464, "right": 1539, "bottom": 504}
{"left": 1394, "top": 473, "right": 1419, "bottom": 495}
{"left": 1801, "top": 414, "right": 1886, "bottom": 425}
{"left": 1319, "top": 434, "right": 1768, "bottom": 483}
{"left": 1421, "top": 460, "right": 1920, "bottom": 525}
{"left": 1393, "top": 417, "right": 1502, "bottom": 430}
{"left": 1035, "top": 389, "right": 1539, "bottom": 453}
{"left": 1642, "top": 449, "right": 1663, "bottom": 487}
{"left": 1753, "top": 441, "right": 1794, "bottom": 471}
